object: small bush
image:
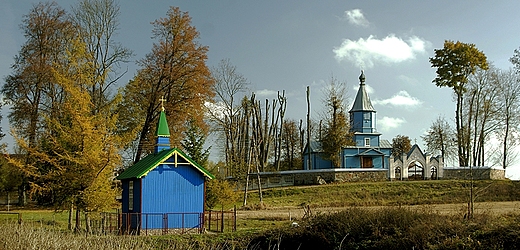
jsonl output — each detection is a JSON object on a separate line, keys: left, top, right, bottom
{"left": 249, "top": 208, "right": 520, "bottom": 250}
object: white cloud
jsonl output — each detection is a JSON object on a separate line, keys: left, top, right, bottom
{"left": 204, "top": 101, "right": 226, "bottom": 120}
{"left": 255, "top": 89, "right": 278, "bottom": 97}
{"left": 397, "top": 75, "right": 420, "bottom": 85}
{"left": 378, "top": 116, "right": 406, "bottom": 132}
{"left": 344, "top": 9, "right": 369, "bottom": 27}
{"left": 373, "top": 90, "right": 422, "bottom": 107}
{"left": 333, "top": 34, "right": 429, "bottom": 68}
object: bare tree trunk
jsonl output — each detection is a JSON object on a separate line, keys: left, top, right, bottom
{"left": 85, "top": 212, "right": 92, "bottom": 234}
{"left": 255, "top": 163, "right": 263, "bottom": 205}
{"left": 6, "top": 192, "right": 10, "bottom": 212}
{"left": 299, "top": 120, "right": 305, "bottom": 169}
{"left": 68, "top": 203, "right": 74, "bottom": 231}
{"left": 75, "top": 208, "right": 81, "bottom": 233}
{"left": 242, "top": 147, "right": 252, "bottom": 207}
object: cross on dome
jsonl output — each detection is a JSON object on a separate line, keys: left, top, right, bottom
{"left": 159, "top": 96, "right": 166, "bottom": 111}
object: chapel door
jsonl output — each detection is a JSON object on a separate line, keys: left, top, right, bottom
{"left": 362, "top": 157, "right": 373, "bottom": 168}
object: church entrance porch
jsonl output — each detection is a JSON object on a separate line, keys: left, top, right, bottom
{"left": 362, "top": 157, "right": 373, "bottom": 168}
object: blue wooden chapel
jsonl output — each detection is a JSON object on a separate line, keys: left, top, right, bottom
{"left": 117, "top": 106, "right": 214, "bottom": 233}
{"left": 304, "top": 71, "right": 392, "bottom": 170}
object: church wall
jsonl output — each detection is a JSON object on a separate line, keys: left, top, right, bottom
{"left": 350, "top": 113, "right": 363, "bottom": 133}
{"left": 246, "top": 169, "right": 388, "bottom": 189}
{"left": 371, "top": 156, "right": 385, "bottom": 169}
{"left": 333, "top": 170, "right": 387, "bottom": 182}
{"left": 121, "top": 178, "right": 142, "bottom": 214}
{"left": 303, "top": 153, "right": 333, "bottom": 170}
{"left": 344, "top": 155, "right": 361, "bottom": 168}
{"left": 351, "top": 112, "right": 376, "bottom": 133}
{"left": 381, "top": 149, "right": 391, "bottom": 168}
{"left": 353, "top": 134, "right": 380, "bottom": 147}
{"left": 343, "top": 148, "right": 391, "bottom": 169}
{"left": 443, "top": 167, "right": 505, "bottom": 180}
{"left": 141, "top": 164, "right": 205, "bottom": 229}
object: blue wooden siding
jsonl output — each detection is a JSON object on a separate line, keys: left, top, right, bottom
{"left": 303, "top": 153, "right": 333, "bottom": 169}
{"left": 120, "top": 179, "right": 142, "bottom": 231}
{"left": 140, "top": 163, "right": 205, "bottom": 228}
{"left": 155, "top": 136, "right": 170, "bottom": 152}
{"left": 353, "top": 134, "right": 380, "bottom": 147}
{"left": 351, "top": 112, "right": 376, "bottom": 133}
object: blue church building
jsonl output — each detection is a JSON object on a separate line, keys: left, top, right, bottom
{"left": 304, "top": 71, "right": 392, "bottom": 171}
{"left": 117, "top": 105, "right": 214, "bottom": 234}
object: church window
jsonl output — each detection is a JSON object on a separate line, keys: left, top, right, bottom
{"left": 363, "top": 113, "right": 370, "bottom": 120}
{"left": 128, "top": 181, "right": 134, "bottom": 211}
{"left": 364, "top": 138, "right": 370, "bottom": 147}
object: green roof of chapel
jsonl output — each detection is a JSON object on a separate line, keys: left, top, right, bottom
{"left": 156, "top": 110, "right": 170, "bottom": 137}
{"left": 116, "top": 147, "right": 214, "bottom": 180}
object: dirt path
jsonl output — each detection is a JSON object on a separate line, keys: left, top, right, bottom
{"left": 237, "top": 201, "right": 520, "bottom": 220}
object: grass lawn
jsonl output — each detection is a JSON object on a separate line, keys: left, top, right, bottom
{"left": 2, "top": 179, "right": 520, "bottom": 234}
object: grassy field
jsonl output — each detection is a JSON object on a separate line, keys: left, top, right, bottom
{"left": 238, "top": 179, "right": 520, "bottom": 208}
{"left": 1, "top": 179, "right": 520, "bottom": 249}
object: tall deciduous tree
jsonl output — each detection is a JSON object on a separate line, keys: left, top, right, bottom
{"left": 320, "top": 76, "right": 353, "bottom": 168}
{"left": 280, "top": 119, "right": 303, "bottom": 170}
{"left": 429, "top": 40, "right": 488, "bottom": 167}
{"left": 9, "top": 36, "right": 122, "bottom": 226}
{"left": 495, "top": 68, "right": 520, "bottom": 169}
{"left": 421, "top": 115, "right": 456, "bottom": 163}
{"left": 2, "top": 2, "right": 75, "bottom": 206}
{"left": 208, "top": 59, "right": 250, "bottom": 176}
{"left": 465, "top": 67, "right": 501, "bottom": 167}
{"left": 71, "top": 0, "right": 133, "bottom": 114}
{"left": 391, "top": 135, "right": 412, "bottom": 159}
{"left": 120, "top": 6, "right": 214, "bottom": 163}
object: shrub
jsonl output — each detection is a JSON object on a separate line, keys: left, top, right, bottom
{"left": 248, "top": 208, "right": 520, "bottom": 250}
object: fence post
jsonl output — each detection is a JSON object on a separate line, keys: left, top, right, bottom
{"left": 221, "top": 207, "right": 224, "bottom": 233}
{"left": 182, "top": 213, "right": 185, "bottom": 234}
{"left": 162, "top": 214, "right": 167, "bottom": 235}
{"left": 216, "top": 211, "right": 220, "bottom": 232}
{"left": 234, "top": 205, "right": 237, "bottom": 232}
{"left": 208, "top": 211, "right": 212, "bottom": 231}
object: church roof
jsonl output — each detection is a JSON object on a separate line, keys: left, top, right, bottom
{"left": 406, "top": 144, "right": 425, "bottom": 158}
{"left": 356, "top": 148, "right": 386, "bottom": 156}
{"left": 156, "top": 110, "right": 170, "bottom": 137}
{"left": 349, "top": 70, "right": 375, "bottom": 113}
{"left": 380, "top": 139, "right": 392, "bottom": 148}
{"left": 305, "top": 141, "right": 322, "bottom": 153}
{"left": 116, "top": 147, "right": 214, "bottom": 180}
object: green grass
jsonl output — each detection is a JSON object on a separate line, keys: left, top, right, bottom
{"left": 2, "top": 180, "right": 520, "bottom": 231}
{"left": 238, "top": 180, "right": 520, "bottom": 209}
{"left": 2, "top": 180, "right": 520, "bottom": 249}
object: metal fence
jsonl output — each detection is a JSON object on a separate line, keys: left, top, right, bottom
{"left": 204, "top": 208, "right": 237, "bottom": 233}
{"left": 119, "top": 212, "right": 205, "bottom": 235}
{"left": 0, "top": 210, "right": 237, "bottom": 235}
{"left": 117, "top": 209, "right": 237, "bottom": 235}
{"left": 0, "top": 212, "right": 22, "bottom": 224}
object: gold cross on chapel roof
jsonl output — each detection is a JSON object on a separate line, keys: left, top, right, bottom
{"left": 160, "top": 96, "right": 166, "bottom": 111}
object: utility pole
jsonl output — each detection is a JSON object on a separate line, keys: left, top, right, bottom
{"left": 306, "top": 86, "right": 312, "bottom": 170}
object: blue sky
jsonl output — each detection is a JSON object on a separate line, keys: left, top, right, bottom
{"left": 2, "top": 1, "right": 520, "bottom": 177}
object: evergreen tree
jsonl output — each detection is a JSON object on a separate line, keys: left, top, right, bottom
{"left": 181, "top": 118, "right": 211, "bottom": 168}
